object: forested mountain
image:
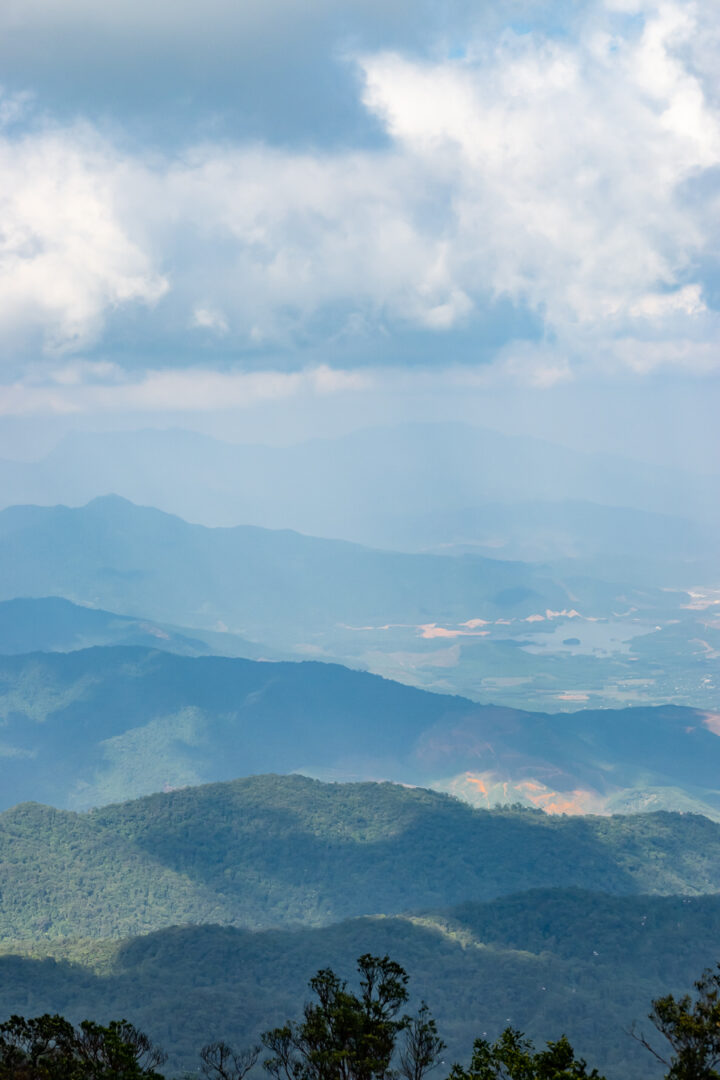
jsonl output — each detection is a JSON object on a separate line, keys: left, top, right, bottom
{"left": 2, "top": 775, "right": 720, "bottom": 943}
{"left": 3, "top": 888, "right": 720, "bottom": 1078}
{"left": 2, "top": 645, "right": 720, "bottom": 815}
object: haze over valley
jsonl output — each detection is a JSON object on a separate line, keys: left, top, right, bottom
{"left": 0, "top": 0, "right": 719, "bottom": 1077}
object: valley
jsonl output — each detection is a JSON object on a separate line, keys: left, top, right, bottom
{"left": 0, "top": 486, "right": 716, "bottom": 1080}
{"left": 0, "top": 496, "right": 713, "bottom": 714}
{"left": 2, "top": 3, "right": 720, "bottom": 1075}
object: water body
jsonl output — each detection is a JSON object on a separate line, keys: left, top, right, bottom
{"left": 520, "top": 619, "right": 657, "bottom": 657}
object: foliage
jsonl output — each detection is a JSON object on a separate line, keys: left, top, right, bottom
{"left": 0, "top": 1014, "right": 165, "bottom": 1079}
{"left": 3, "top": 890, "right": 720, "bottom": 1078}
{"left": 2, "top": 775, "right": 720, "bottom": 944}
{"left": 449, "top": 1028, "right": 604, "bottom": 1080}
{"left": 633, "top": 966, "right": 720, "bottom": 1079}
{"left": 10, "top": 954, "right": 720, "bottom": 1080}
{"left": 261, "top": 954, "right": 443, "bottom": 1080}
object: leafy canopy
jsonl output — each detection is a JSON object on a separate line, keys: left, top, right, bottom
{"left": 448, "top": 1028, "right": 605, "bottom": 1080}
{"left": 261, "top": 954, "right": 444, "bottom": 1080}
{"left": 634, "top": 965, "right": 720, "bottom": 1079}
{"left": 0, "top": 1014, "right": 166, "bottom": 1079}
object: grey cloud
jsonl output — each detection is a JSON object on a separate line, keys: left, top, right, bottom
{"left": 0, "top": 0, "right": 584, "bottom": 148}
{"left": 1, "top": 0, "right": 719, "bottom": 384}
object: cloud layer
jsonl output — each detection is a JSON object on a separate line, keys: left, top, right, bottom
{"left": 1, "top": 0, "right": 719, "bottom": 403}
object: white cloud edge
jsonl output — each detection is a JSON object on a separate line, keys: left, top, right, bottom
{"left": 0, "top": 364, "right": 373, "bottom": 415}
{"left": 0, "top": 0, "right": 718, "bottom": 381}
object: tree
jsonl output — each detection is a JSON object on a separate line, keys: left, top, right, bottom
{"left": 0, "top": 1014, "right": 166, "bottom": 1080}
{"left": 447, "top": 1027, "right": 605, "bottom": 1080}
{"left": 633, "top": 966, "right": 720, "bottom": 1079}
{"left": 398, "top": 1004, "right": 445, "bottom": 1080}
{"left": 262, "top": 954, "right": 444, "bottom": 1080}
{"left": 75, "top": 1020, "right": 166, "bottom": 1079}
{"left": 200, "top": 1042, "right": 260, "bottom": 1080}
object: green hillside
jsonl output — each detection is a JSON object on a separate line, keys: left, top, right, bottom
{"left": 0, "top": 645, "right": 464, "bottom": 808}
{"left": 2, "top": 775, "right": 720, "bottom": 942}
{"left": 2, "top": 644, "right": 720, "bottom": 816}
{"left": 3, "top": 889, "right": 720, "bottom": 1079}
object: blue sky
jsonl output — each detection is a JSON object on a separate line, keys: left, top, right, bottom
{"left": 0, "top": 0, "right": 718, "bottom": 469}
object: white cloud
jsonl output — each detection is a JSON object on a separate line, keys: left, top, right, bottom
{"left": 630, "top": 283, "right": 706, "bottom": 319}
{"left": 0, "top": 0, "right": 719, "bottom": 380}
{"left": 191, "top": 306, "right": 229, "bottom": 334}
{"left": 0, "top": 123, "right": 167, "bottom": 354}
{"left": 359, "top": 2, "right": 720, "bottom": 335}
{"left": 0, "top": 363, "right": 371, "bottom": 415}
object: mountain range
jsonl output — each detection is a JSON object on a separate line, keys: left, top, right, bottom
{"left": 2, "top": 890, "right": 717, "bottom": 1080}
{"left": 0, "top": 437, "right": 717, "bottom": 1080}
{"left": 1, "top": 423, "right": 717, "bottom": 586}
{"left": 3, "top": 775, "right": 720, "bottom": 943}
{"left": 2, "top": 775, "right": 720, "bottom": 1078}
{"left": 1, "top": 496, "right": 711, "bottom": 716}
{"left": 2, "top": 644, "right": 720, "bottom": 814}
{"left": 0, "top": 495, "right": 583, "bottom": 637}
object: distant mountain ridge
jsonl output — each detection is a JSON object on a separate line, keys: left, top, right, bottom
{"left": 1, "top": 644, "right": 720, "bottom": 814}
{"left": 2, "top": 421, "right": 717, "bottom": 525}
{"left": 0, "top": 596, "right": 278, "bottom": 660}
{"left": 0, "top": 495, "right": 579, "bottom": 640}
{"left": 0, "top": 494, "right": 702, "bottom": 719}
{"left": 0, "top": 423, "right": 716, "bottom": 584}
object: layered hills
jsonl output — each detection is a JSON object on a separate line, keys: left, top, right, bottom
{"left": 0, "top": 497, "right": 711, "bottom": 716}
{"left": 1, "top": 424, "right": 717, "bottom": 587}
{"left": 2, "top": 775, "right": 720, "bottom": 943}
{"left": 0, "top": 892, "right": 713, "bottom": 1078}
{"left": 1, "top": 644, "right": 720, "bottom": 815}
{"left": 0, "top": 892, "right": 705, "bottom": 1079}
{"left": 0, "top": 441, "right": 715, "bottom": 1080}
{"left": 1, "top": 784, "right": 720, "bottom": 1078}
{"left": 0, "top": 496, "right": 606, "bottom": 638}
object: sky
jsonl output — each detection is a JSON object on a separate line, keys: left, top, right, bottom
{"left": 0, "top": 0, "right": 718, "bottom": 469}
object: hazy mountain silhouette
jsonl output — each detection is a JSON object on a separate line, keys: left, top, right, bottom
{"left": 1, "top": 645, "right": 719, "bottom": 814}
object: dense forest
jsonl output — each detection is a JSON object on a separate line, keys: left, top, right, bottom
{"left": 3, "top": 889, "right": 720, "bottom": 1076}
{"left": 2, "top": 639, "right": 719, "bottom": 817}
{"left": 3, "top": 776, "right": 720, "bottom": 941}
{"left": 2, "top": 951, "right": 719, "bottom": 1079}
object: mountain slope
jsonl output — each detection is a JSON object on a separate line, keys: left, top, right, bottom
{"left": 0, "top": 596, "right": 277, "bottom": 659}
{"left": 0, "top": 421, "right": 716, "bottom": 595}
{"left": 3, "top": 889, "right": 720, "bottom": 1079}
{"left": 0, "top": 646, "right": 460, "bottom": 808}
{"left": 2, "top": 775, "right": 720, "bottom": 944}
{"left": 1, "top": 645, "right": 720, "bottom": 814}
{"left": 0, "top": 496, "right": 594, "bottom": 642}
{"left": 0, "top": 495, "right": 703, "bottom": 717}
